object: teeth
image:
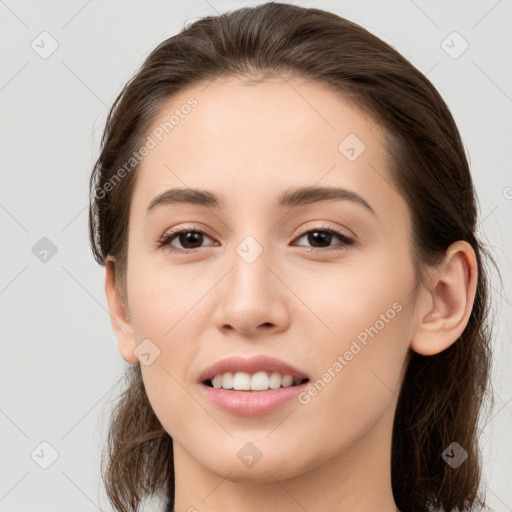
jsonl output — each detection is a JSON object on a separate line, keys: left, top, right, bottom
{"left": 209, "top": 371, "right": 304, "bottom": 391}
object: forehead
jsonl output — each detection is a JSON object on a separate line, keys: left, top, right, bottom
{"left": 144, "top": 75, "right": 381, "bottom": 159}
{"left": 132, "top": 76, "right": 403, "bottom": 223}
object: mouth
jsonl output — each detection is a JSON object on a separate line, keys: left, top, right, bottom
{"left": 196, "top": 354, "right": 310, "bottom": 411}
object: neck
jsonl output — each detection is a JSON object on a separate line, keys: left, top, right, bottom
{"left": 172, "top": 399, "right": 399, "bottom": 512}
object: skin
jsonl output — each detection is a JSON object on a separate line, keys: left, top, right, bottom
{"left": 104, "top": 76, "right": 478, "bottom": 512}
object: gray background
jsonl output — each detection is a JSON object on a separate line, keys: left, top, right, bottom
{"left": 1, "top": 0, "right": 511, "bottom": 510}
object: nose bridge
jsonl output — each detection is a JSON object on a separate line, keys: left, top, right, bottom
{"left": 229, "top": 232, "right": 274, "bottom": 299}
{"left": 235, "top": 233, "right": 266, "bottom": 266}
{"left": 212, "top": 229, "right": 288, "bottom": 332}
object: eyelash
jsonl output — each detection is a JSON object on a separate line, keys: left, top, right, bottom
{"left": 156, "top": 225, "right": 354, "bottom": 254}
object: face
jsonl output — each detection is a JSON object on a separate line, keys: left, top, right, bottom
{"left": 118, "top": 76, "right": 420, "bottom": 483}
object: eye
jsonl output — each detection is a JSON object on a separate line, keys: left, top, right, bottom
{"left": 157, "top": 225, "right": 354, "bottom": 254}
{"left": 293, "top": 227, "right": 354, "bottom": 252}
{"left": 157, "top": 228, "right": 217, "bottom": 253}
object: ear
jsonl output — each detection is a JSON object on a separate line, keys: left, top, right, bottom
{"left": 104, "top": 256, "right": 139, "bottom": 364}
{"left": 411, "top": 241, "right": 478, "bottom": 356}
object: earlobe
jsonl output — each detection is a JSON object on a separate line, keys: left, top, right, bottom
{"left": 411, "top": 241, "right": 478, "bottom": 356}
{"left": 104, "top": 256, "right": 139, "bottom": 364}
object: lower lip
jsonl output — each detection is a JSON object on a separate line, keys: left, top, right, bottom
{"left": 199, "top": 381, "right": 309, "bottom": 416}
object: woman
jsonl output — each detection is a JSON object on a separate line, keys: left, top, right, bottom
{"left": 89, "top": 3, "right": 495, "bottom": 511}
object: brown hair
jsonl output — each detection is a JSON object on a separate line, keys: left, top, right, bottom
{"left": 89, "top": 3, "right": 497, "bottom": 511}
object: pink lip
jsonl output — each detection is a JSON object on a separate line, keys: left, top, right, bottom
{"left": 197, "top": 354, "right": 309, "bottom": 383}
{"left": 196, "top": 355, "right": 310, "bottom": 416}
{"left": 198, "top": 380, "right": 309, "bottom": 416}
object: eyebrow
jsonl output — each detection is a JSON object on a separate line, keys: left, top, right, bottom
{"left": 146, "top": 185, "right": 376, "bottom": 216}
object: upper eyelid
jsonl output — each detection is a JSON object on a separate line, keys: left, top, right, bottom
{"left": 160, "top": 222, "right": 353, "bottom": 239}
{"left": 160, "top": 225, "right": 216, "bottom": 242}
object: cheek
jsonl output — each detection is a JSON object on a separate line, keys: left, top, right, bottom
{"left": 141, "top": 362, "right": 201, "bottom": 441}
{"left": 292, "top": 259, "right": 412, "bottom": 420}
{"left": 126, "top": 255, "right": 203, "bottom": 337}
{"left": 293, "top": 307, "right": 410, "bottom": 465}
{"left": 290, "top": 254, "right": 410, "bottom": 348}
{"left": 126, "top": 257, "right": 211, "bottom": 433}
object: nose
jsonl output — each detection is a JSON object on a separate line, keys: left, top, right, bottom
{"left": 212, "top": 245, "right": 290, "bottom": 336}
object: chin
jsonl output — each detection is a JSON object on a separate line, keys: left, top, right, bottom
{"left": 211, "top": 458, "right": 304, "bottom": 484}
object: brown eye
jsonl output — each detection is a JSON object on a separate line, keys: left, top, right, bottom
{"left": 294, "top": 228, "right": 354, "bottom": 252}
{"left": 158, "top": 229, "right": 216, "bottom": 252}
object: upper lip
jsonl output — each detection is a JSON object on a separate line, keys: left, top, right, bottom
{"left": 197, "top": 355, "right": 310, "bottom": 383}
